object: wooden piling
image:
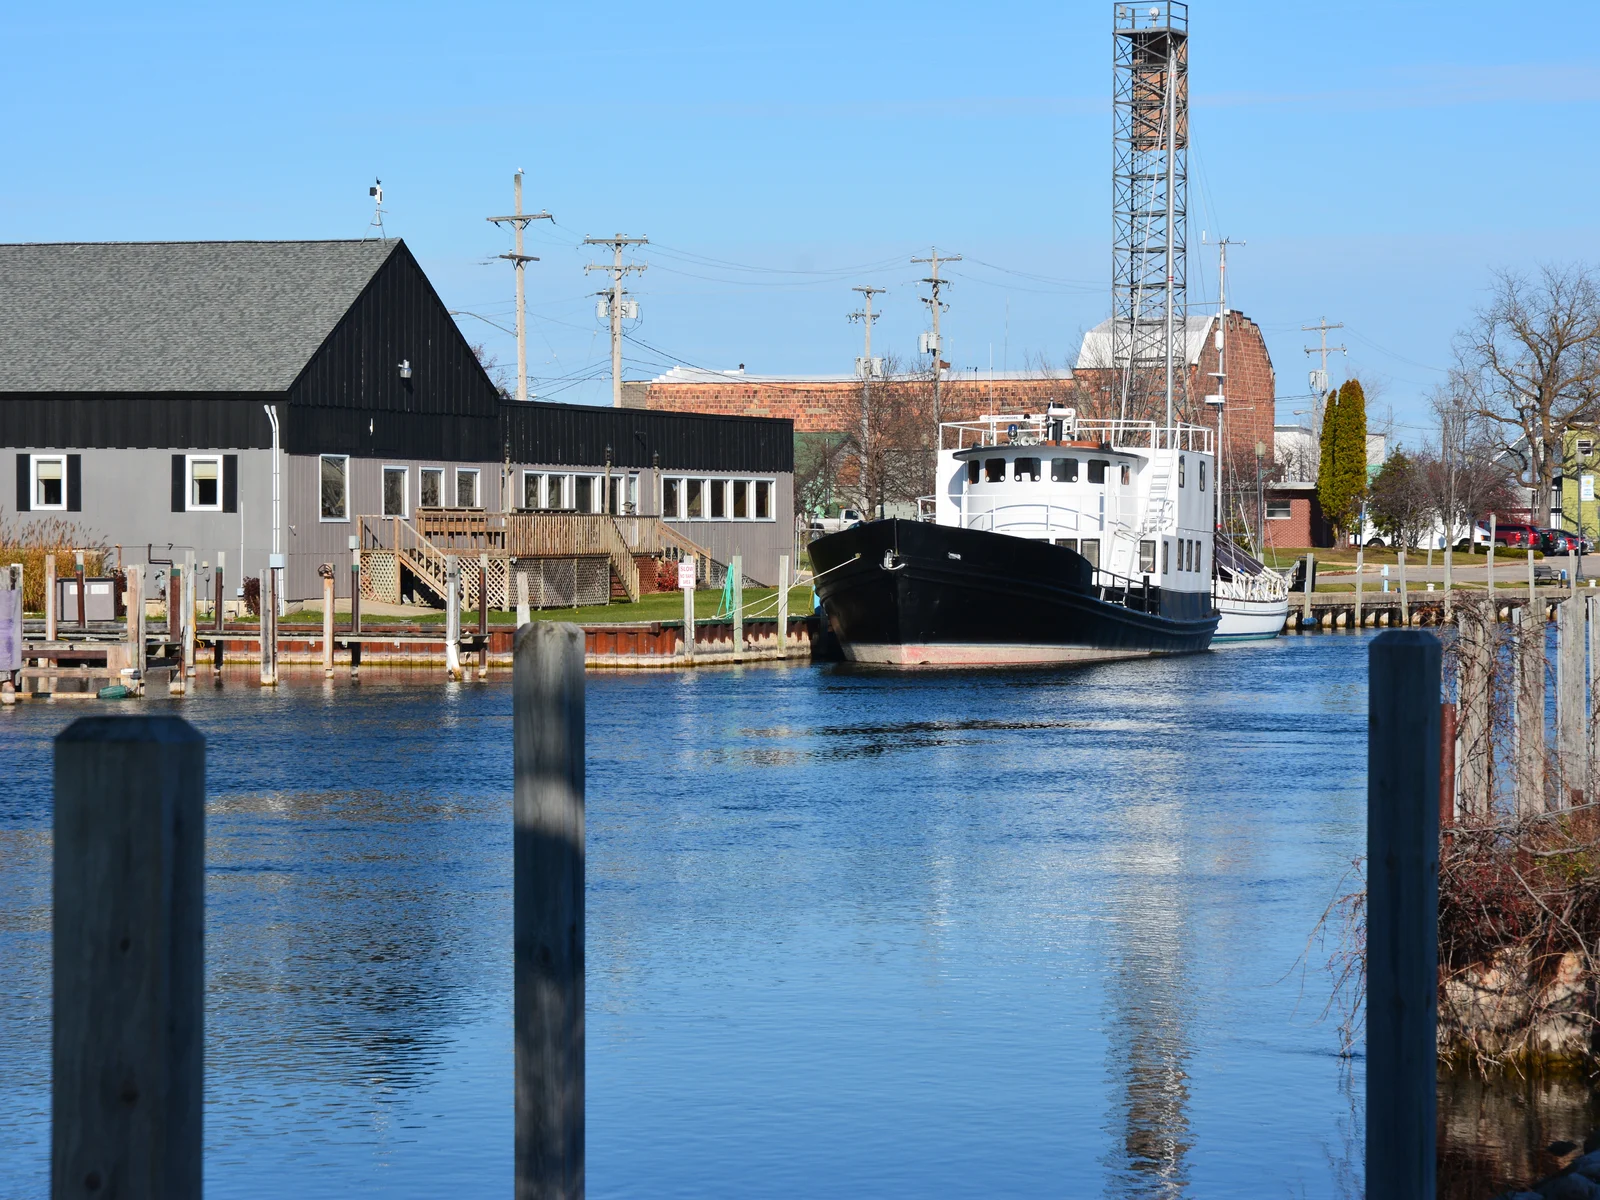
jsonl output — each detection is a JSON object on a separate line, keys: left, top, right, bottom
{"left": 517, "top": 570, "right": 531, "bottom": 628}
{"left": 512, "top": 622, "right": 585, "bottom": 1200}
{"left": 1441, "top": 701, "right": 1457, "bottom": 828}
{"left": 1590, "top": 596, "right": 1600, "bottom": 807}
{"left": 1353, "top": 537, "right": 1364, "bottom": 628}
{"left": 1397, "top": 549, "right": 1409, "bottom": 625}
{"left": 1528, "top": 545, "right": 1537, "bottom": 608}
{"left": 167, "top": 564, "right": 181, "bottom": 647}
{"left": 1487, "top": 515, "right": 1497, "bottom": 606}
{"left": 445, "top": 555, "right": 462, "bottom": 681}
{"left": 75, "top": 550, "right": 87, "bottom": 631}
{"left": 777, "top": 555, "right": 790, "bottom": 658}
{"left": 682, "top": 568, "right": 695, "bottom": 665}
{"left": 46, "top": 553, "right": 57, "bottom": 642}
{"left": 258, "top": 567, "right": 277, "bottom": 687}
{"left": 52, "top": 715, "right": 205, "bottom": 1200}
{"left": 125, "top": 565, "right": 145, "bottom": 691}
{"left": 182, "top": 552, "right": 196, "bottom": 678}
{"left": 1558, "top": 596, "right": 1586, "bottom": 806}
{"left": 1456, "top": 609, "right": 1491, "bottom": 821}
{"left": 731, "top": 555, "right": 744, "bottom": 661}
{"left": 350, "top": 540, "right": 362, "bottom": 636}
{"left": 213, "top": 551, "right": 225, "bottom": 635}
{"left": 321, "top": 567, "right": 335, "bottom": 677}
{"left": 1366, "top": 630, "right": 1440, "bottom": 1200}
{"left": 479, "top": 552, "right": 490, "bottom": 679}
{"left": 1514, "top": 604, "right": 1544, "bottom": 815}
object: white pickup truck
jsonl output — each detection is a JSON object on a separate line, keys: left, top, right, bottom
{"left": 808, "top": 508, "right": 864, "bottom": 534}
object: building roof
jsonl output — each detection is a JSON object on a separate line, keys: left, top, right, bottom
{"left": 0, "top": 238, "right": 400, "bottom": 393}
{"left": 648, "top": 365, "right": 1072, "bottom": 385}
{"left": 1074, "top": 313, "right": 1219, "bottom": 371}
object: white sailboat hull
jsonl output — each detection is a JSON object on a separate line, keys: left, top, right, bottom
{"left": 1212, "top": 593, "right": 1289, "bottom": 642}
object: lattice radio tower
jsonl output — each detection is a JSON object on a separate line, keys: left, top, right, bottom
{"left": 1112, "top": 2, "right": 1188, "bottom": 427}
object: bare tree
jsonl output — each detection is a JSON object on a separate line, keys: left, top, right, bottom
{"left": 470, "top": 342, "right": 514, "bottom": 401}
{"left": 1455, "top": 264, "right": 1600, "bottom": 525}
{"left": 848, "top": 354, "right": 935, "bottom": 517}
{"left": 1429, "top": 374, "right": 1516, "bottom": 547}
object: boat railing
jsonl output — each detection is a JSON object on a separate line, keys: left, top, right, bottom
{"left": 940, "top": 413, "right": 1214, "bottom": 455}
{"left": 1215, "top": 570, "right": 1291, "bottom": 602}
{"left": 1089, "top": 564, "right": 1166, "bottom": 617}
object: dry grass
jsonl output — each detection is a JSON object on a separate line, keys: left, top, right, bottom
{"left": 0, "top": 507, "right": 107, "bottom": 611}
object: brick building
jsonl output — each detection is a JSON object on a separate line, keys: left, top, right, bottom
{"left": 636, "top": 307, "right": 1276, "bottom": 468}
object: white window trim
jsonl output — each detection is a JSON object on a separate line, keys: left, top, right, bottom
{"left": 186, "top": 453, "right": 223, "bottom": 512}
{"left": 381, "top": 465, "right": 410, "bottom": 519}
{"left": 319, "top": 454, "right": 351, "bottom": 523}
{"left": 753, "top": 477, "right": 776, "bottom": 522}
{"left": 1266, "top": 501, "right": 1293, "bottom": 520}
{"left": 455, "top": 467, "right": 481, "bottom": 510}
{"left": 31, "top": 453, "right": 68, "bottom": 511}
{"left": 662, "top": 476, "right": 682, "bottom": 520}
{"left": 520, "top": 469, "right": 542, "bottom": 510}
{"left": 419, "top": 467, "right": 445, "bottom": 509}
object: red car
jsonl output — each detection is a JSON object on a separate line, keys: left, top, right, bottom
{"left": 1482, "top": 521, "right": 1542, "bottom": 548}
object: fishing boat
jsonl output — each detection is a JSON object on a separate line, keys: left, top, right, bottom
{"left": 808, "top": 406, "right": 1219, "bottom": 666}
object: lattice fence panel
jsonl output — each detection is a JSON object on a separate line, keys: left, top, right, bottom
{"left": 361, "top": 551, "right": 400, "bottom": 603}
{"left": 510, "top": 558, "right": 611, "bottom": 609}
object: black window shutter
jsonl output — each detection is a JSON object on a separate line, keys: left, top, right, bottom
{"left": 66, "top": 455, "right": 81, "bottom": 512}
{"left": 222, "top": 454, "right": 238, "bottom": 513}
{"left": 15, "top": 454, "right": 29, "bottom": 512}
{"left": 172, "top": 455, "right": 185, "bottom": 512}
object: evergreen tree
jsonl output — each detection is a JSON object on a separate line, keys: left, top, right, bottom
{"left": 1317, "top": 380, "right": 1370, "bottom": 539}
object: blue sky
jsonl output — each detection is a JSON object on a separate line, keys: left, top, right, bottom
{"left": 6, "top": 1, "right": 1599, "bottom": 442}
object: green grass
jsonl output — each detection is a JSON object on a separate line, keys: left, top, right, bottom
{"left": 312, "top": 586, "right": 815, "bottom": 627}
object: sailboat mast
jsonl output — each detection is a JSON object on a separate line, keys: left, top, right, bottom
{"left": 1163, "top": 31, "right": 1177, "bottom": 431}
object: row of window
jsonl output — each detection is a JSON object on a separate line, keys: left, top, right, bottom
{"left": 521, "top": 471, "right": 641, "bottom": 515}
{"left": 967, "top": 456, "right": 1208, "bottom": 490}
{"left": 1050, "top": 536, "right": 1203, "bottom": 578}
{"left": 661, "top": 477, "right": 776, "bottom": 522}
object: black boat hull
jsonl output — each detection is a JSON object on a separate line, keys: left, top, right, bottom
{"left": 809, "top": 520, "right": 1217, "bottom": 666}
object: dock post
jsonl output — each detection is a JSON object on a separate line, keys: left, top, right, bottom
{"left": 1440, "top": 701, "right": 1457, "bottom": 828}
{"left": 1443, "top": 537, "right": 1453, "bottom": 620}
{"left": 1589, "top": 596, "right": 1599, "bottom": 807}
{"left": 167, "top": 562, "right": 181, "bottom": 648}
{"left": 1528, "top": 544, "right": 1538, "bottom": 609}
{"left": 445, "top": 555, "right": 462, "bottom": 681}
{"left": 512, "top": 621, "right": 585, "bottom": 1200}
{"left": 1302, "top": 553, "right": 1314, "bottom": 626}
{"left": 46, "top": 552, "right": 57, "bottom": 642}
{"left": 1366, "top": 630, "right": 1440, "bottom": 1200}
{"left": 349, "top": 537, "right": 362, "bottom": 636}
{"left": 183, "top": 551, "right": 196, "bottom": 678}
{"left": 258, "top": 563, "right": 279, "bottom": 687}
{"left": 777, "top": 555, "right": 790, "bottom": 658}
{"left": 682, "top": 564, "right": 695, "bottom": 665}
{"left": 75, "top": 549, "right": 87, "bottom": 631}
{"left": 214, "top": 551, "right": 226, "bottom": 634}
{"left": 1487, "top": 515, "right": 1497, "bottom": 615}
{"left": 479, "top": 552, "right": 490, "bottom": 680}
{"left": 1398, "top": 549, "right": 1409, "bottom": 625}
{"left": 321, "top": 565, "right": 335, "bottom": 677}
{"left": 1513, "top": 604, "right": 1544, "bottom": 815}
{"left": 1353, "top": 538, "right": 1364, "bottom": 629}
{"left": 1559, "top": 596, "right": 1586, "bottom": 806}
{"left": 53, "top": 715, "right": 205, "bottom": 1200}
{"left": 125, "top": 565, "right": 145, "bottom": 692}
{"left": 1457, "top": 610, "right": 1492, "bottom": 820}
{"left": 731, "top": 555, "right": 744, "bottom": 661}
{"left": 517, "top": 570, "right": 531, "bottom": 627}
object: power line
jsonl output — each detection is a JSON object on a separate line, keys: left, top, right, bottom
{"left": 486, "top": 170, "right": 553, "bottom": 404}
{"left": 583, "top": 235, "right": 648, "bottom": 408}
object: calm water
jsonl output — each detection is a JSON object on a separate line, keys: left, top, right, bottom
{"left": 0, "top": 635, "right": 1589, "bottom": 1197}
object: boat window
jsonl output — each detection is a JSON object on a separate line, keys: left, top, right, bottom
{"left": 1087, "top": 459, "right": 1108, "bottom": 485}
{"left": 1120, "top": 463, "right": 1130, "bottom": 486}
{"left": 967, "top": 460, "right": 980, "bottom": 484}
{"left": 1163, "top": 540, "right": 1171, "bottom": 575}
{"left": 1139, "top": 540, "right": 1156, "bottom": 574}
{"left": 1178, "top": 455, "right": 1186, "bottom": 488}
{"left": 1199, "top": 461, "right": 1207, "bottom": 491}
{"left": 985, "top": 458, "right": 1006, "bottom": 482}
{"left": 1079, "top": 538, "right": 1101, "bottom": 568}
{"left": 1196, "top": 541, "right": 1204, "bottom": 574}
{"left": 1054, "top": 538, "right": 1078, "bottom": 551}
{"left": 1051, "top": 458, "right": 1078, "bottom": 483}
{"left": 1014, "top": 457, "right": 1041, "bottom": 482}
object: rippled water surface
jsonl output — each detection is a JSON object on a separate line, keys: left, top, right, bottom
{"left": 0, "top": 634, "right": 1574, "bottom": 1196}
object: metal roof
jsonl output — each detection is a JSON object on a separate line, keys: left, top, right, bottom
{"left": 0, "top": 238, "right": 400, "bottom": 393}
{"left": 649, "top": 365, "right": 1072, "bottom": 384}
{"left": 1074, "top": 314, "right": 1218, "bottom": 371}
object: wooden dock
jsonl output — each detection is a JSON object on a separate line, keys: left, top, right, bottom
{"left": 1283, "top": 587, "right": 1589, "bottom": 630}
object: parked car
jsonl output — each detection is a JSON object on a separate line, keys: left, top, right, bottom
{"left": 1540, "top": 528, "right": 1577, "bottom": 554}
{"left": 1473, "top": 520, "right": 1543, "bottom": 549}
{"left": 808, "top": 508, "right": 864, "bottom": 535}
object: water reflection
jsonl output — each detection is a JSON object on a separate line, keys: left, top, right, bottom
{"left": 1438, "top": 1069, "right": 1600, "bottom": 1198}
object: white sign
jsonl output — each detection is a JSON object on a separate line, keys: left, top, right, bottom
{"left": 677, "top": 560, "right": 696, "bottom": 590}
{"left": 1583, "top": 474, "right": 1595, "bottom": 503}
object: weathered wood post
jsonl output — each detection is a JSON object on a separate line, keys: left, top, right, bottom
{"left": 125, "top": 565, "right": 145, "bottom": 692}
{"left": 1514, "top": 604, "right": 1544, "bottom": 815}
{"left": 1528, "top": 542, "right": 1538, "bottom": 609}
{"left": 46, "top": 552, "right": 58, "bottom": 642}
{"left": 213, "top": 551, "right": 226, "bottom": 634}
{"left": 75, "top": 549, "right": 88, "bottom": 631}
{"left": 777, "top": 554, "right": 790, "bottom": 658}
{"left": 517, "top": 570, "right": 531, "bottom": 627}
{"left": 1, "top": 563, "right": 21, "bottom": 705}
{"left": 321, "top": 565, "right": 336, "bottom": 677}
{"left": 53, "top": 715, "right": 205, "bottom": 1200}
{"left": 1301, "top": 553, "right": 1314, "bottom": 626}
{"left": 1456, "top": 609, "right": 1492, "bottom": 820}
{"left": 1590, "top": 595, "right": 1600, "bottom": 808}
{"left": 1444, "top": 534, "right": 1454, "bottom": 620}
{"left": 258, "top": 564, "right": 278, "bottom": 687}
{"left": 731, "top": 555, "right": 744, "bottom": 661}
{"left": 1398, "top": 548, "right": 1409, "bottom": 625}
{"left": 445, "top": 555, "right": 462, "bottom": 681}
{"left": 349, "top": 537, "right": 362, "bottom": 636}
{"left": 167, "top": 563, "right": 181, "bottom": 647}
{"left": 1487, "top": 515, "right": 1498, "bottom": 618}
{"left": 1366, "top": 629, "right": 1440, "bottom": 1200}
{"left": 1559, "top": 596, "right": 1586, "bottom": 807}
{"left": 513, "top": 622, "right": 585, "bottom": 1200}
{"left": 183, "top": 552, "right": 196, "bottom": 679}
{"left": 479, "top": 552, "right": 491, "bottom": 680}
{"left": 1353, "top": 536, "right": 1365, "bottom": 628}
{"left": 1440, "top": 701, "right": 1457, "bottom": 828}
{"left": 681, "top": 559, "right": 695, "bottom": 666}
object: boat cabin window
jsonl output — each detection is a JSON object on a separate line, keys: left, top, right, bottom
{"left": 1054, "top": 538, "right": 1078, "bottom": 551}
{"left": 1013, "top": 457, "right": 1041, "bottom": 482}
{"left": 1139, "top": 540, "right": 1156, "bottom": 574}
{"left": 967, "top": 460, "right": 980, "bottom": 484}
{"left": 1080, "top": 539, "right": 1101, "bottom": 568}
{"left": 985, "top": 458, "right": 1006, "bottom": 483}
{"left": 1087, "top": 459, "right": 1108, "bottom": 485}
{"left": 1178, "top": 456, "right": 1186, "bottom": 488}
{"left": 1199, "top": 461, "right": 1207, "bottom": 491}
{"left": 1051, "top": 457, "right": 1078, "bottom": 483}
{"left": 1120, "top": 463, "right": 1130, "bottom": 486}
{"left": 1162, "top": 540, "right": 1171, "bottom": 575}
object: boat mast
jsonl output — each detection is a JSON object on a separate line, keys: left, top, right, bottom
{"left": 1163, "top": 25, "right": 1177, "bottom": 432}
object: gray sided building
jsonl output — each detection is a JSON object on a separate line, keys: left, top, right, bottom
{"left": 0, "top": 239, "right": 794, "bottom": 601}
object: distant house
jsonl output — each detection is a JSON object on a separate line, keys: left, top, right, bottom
{"left": 0, "top": 239, "right": 795, "bottom": 599}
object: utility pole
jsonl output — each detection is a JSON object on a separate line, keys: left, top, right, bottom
{"left": 584, "top": 234, "right": 648, "bottom": 408}
{"left": 1302, "top": 317, "right": 1348, "bottom": 437}
{"left": 488, "top": 170, "right": 553, "bottom": 404}
{"left": 849, "top": 285, "right": 885, "bottom": 516}
{"left": 913, "top": 248, "right": 961, "bottom": 428}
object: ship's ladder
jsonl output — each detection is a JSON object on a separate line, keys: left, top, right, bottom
{"left": 1141, "top": 463, "right": 1174, "bottom": 534}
